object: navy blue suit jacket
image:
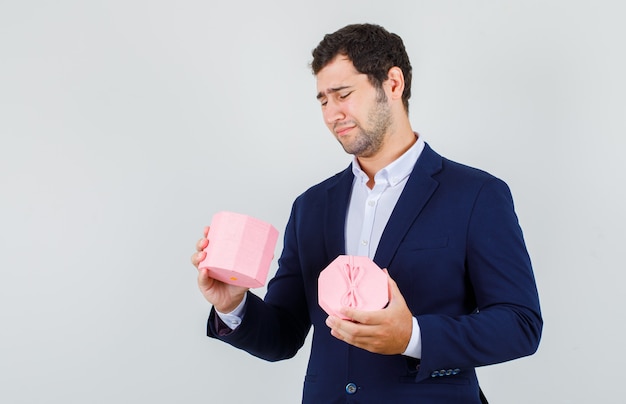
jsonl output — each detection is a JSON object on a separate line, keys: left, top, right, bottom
{"left": 208, "top": 143, "right": 542, "bottom": 403}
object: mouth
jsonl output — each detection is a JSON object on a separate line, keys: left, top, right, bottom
{"left": 334, "top": 124, "right": 355, "bottom": 137}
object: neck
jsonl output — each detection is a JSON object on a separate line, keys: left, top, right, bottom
{"left": 357, "top": 125, "right": 417, "bottom": 189}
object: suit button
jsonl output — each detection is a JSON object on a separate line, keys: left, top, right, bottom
{"left": 345, "top": 382, "right": 358, "bottom": 395}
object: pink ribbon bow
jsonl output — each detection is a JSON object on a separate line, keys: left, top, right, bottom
{"left": 340, "top": 257, "right": 365, "bottom": 308}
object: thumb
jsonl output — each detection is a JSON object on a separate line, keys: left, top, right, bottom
{"left": 197, "top": 267, "right": 215, "bottom": 290}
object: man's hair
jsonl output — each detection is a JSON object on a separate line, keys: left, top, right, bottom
{"left": 311, "top": 23, "right": 413, "bottom": 112}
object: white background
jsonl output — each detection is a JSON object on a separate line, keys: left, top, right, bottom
{"left": 1, "top": 1, "right": 624, "bottom": 403}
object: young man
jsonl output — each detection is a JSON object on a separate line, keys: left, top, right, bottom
{"left": 191, "top": 23, "right": 542, "bottom": 403}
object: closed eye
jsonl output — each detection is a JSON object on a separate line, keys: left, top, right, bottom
{"left": 317, "top": 85, "right": 353, "bottom": 106}
{"left": 339, "top": 91, "right": 353, "bottom": 99}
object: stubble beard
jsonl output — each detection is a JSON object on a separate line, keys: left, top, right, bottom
{"left": 338, "top": 90, "right": 392, "bottom": 158}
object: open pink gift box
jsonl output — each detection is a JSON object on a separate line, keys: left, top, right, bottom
{"left": 198, "top": 211, "right": 278, "bottom": 288}
{"left": 318, "top": 255, "right": 389, "bottom": 319}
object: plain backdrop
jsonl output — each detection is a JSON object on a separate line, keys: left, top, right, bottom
{"left": 1, "top": 1, "right": 625, "bottom": 403}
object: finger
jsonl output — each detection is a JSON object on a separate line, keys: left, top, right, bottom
{"left": 326, "top": 316, "right": 355, "bottom": 339}
{"left": 341, "top": 306, "right": 383, "bottom": 326}
{"left": 327, "top": 316, "right": 378, "bottom": 348}
{"left": 203, "top": 226, "right": 209, "bottom": 237}
{"left": 196, "top": 236, "right": 209, "bottom": 252}
{"left": 191, "top": 250, "right": 206, "bottom": 267}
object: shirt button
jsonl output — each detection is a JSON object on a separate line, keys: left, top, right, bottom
{"left": 361, "top": 240, "right": 368, "bottom": 246}
{"left": 367, "top": 200, "right": 375, "bottom": 207}
{"left": 345, "top": 382, "right": 358, "bottom": 395}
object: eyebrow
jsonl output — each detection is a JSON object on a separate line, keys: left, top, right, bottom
{"left": 316, "top": 85, "right": 352, "bottom": 100}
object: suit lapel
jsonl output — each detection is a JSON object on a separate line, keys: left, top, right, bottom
{"left": 321, "top": 144, "right": 444, "bottom": 269}
{"left": 324, "top": 166, "right": 354, "bottom": 261}
{"left": 374, "top": 144, "right": 443, "bottom": 269}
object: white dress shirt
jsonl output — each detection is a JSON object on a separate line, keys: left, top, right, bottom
{"left": 344, "top": 134, "right": 424, "bottom": 359}
{"left": 218, "top": 134, "right": 425, "bottom": 359}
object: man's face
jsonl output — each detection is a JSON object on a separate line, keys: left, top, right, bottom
{"left": 316, "top": 55, "right": 392, "bottom": 158}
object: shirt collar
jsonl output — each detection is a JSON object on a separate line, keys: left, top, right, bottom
{"left": 351, "top": 133, "right": 425, "bottom": 187}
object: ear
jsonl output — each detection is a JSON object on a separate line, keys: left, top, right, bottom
{"left": 385, "top": 66, "right": 405, "bottom": 101}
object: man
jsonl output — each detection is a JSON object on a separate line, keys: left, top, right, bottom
{"left": 191, "top": 23, "right": 542, "bottom": 403}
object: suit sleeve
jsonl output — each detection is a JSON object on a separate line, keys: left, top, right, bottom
{"left": 415, "top": 177, "right": 542, "bottom": 381}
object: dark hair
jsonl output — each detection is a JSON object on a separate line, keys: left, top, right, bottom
{"left": 311, "top": 23, "right": 413, "bottom": 112}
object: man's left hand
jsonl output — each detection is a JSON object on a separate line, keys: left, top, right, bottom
{"left": 325, "top": 270, "right": 413, "bottom": 355}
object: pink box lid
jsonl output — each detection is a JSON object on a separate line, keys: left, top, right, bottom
{"left": 318, "top": 255, "right": 389, "bottom": 319}
{"left": 198, "top": 211, "right": 278, "bottom": 288}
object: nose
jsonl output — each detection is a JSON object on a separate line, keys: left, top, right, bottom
{"left": 323, "top": 99, "right": 345, "bottom": 126}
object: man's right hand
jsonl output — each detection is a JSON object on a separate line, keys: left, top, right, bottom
{"left": 191, "top": 226, "right": 249, "bottom": 313}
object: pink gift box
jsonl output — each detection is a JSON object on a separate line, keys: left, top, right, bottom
{"left": 318, "top": 255, "right": 389, "bottom": 319}
{"left": 198, "top": 211, "right": 278, "bottom": 288}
